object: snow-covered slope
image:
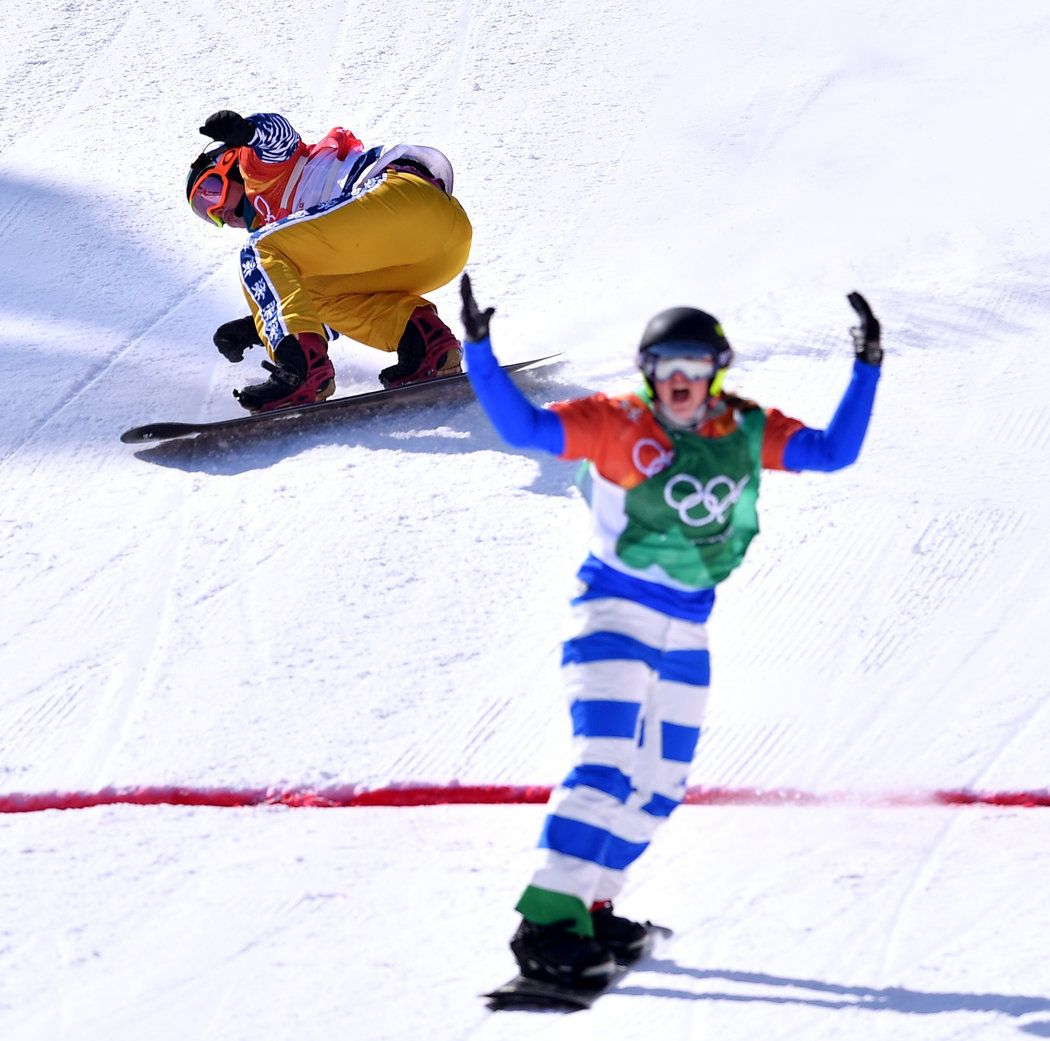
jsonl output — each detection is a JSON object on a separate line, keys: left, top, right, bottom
{"left": 2, "top": 2, "right": 1049, "bottom": 1039}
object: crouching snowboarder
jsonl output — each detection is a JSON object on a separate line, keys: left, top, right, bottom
{"left": 185, "top": 110, "right": 472, "bottom": 412}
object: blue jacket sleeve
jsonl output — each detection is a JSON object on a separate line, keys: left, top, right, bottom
{"left": 464, "top": 337, "right": 565, "bottom": 455}
{"left": 782, "top": 359, "right": 880, "bottom": 472}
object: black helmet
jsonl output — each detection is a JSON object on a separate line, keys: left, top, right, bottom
{"left": 636, "top": 306, "right": 734, "bottom": 396}
{"left": 185, "top": 143, "right": 245, "bottom": 226}
{"left": 638, "top": 306, "right": 732, "bottom": 364}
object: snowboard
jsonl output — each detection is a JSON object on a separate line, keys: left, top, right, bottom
{"left": 119, "top": 354, "right": 562, "bottom": 444}
{"left": 483, "top": 924, "right": 671, "bottom": 1012}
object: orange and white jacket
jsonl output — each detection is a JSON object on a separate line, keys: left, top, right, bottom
{"left": 236, "top": 112, "right": 454, "bottom": 225}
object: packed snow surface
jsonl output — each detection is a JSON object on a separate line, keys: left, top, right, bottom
{"left": 1, "top": 2, "right": 1049, "bottom": 1039}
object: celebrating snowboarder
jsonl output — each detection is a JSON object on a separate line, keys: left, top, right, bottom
{"left": 185, "top": 110, "right": 472, "bottom": 412}
{"left": 460, "top": 274, "right": 882, "bottom": 991}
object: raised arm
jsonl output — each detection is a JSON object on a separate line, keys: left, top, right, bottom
{"left": 460, "top": 275, "right": 565, "bottom": 455}
{"left": 782, "top": 292, "right": 882, "bottom": 473}
{"left": 199, "top": 110, "right": 301, "bottom": 164}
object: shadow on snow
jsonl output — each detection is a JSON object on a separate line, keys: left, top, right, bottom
{"left": 622, "top": 960, "right": 1050, "bottom": 1028}
{"left": 127, "top": 367, "right": 597, "bottom": 497}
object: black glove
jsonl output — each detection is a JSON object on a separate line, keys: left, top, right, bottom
{"left": 847, "top": 291, "right": 882, "bottom": 366}
{"left": 213, "top": 315, "right": 261, "bottom": 363}
{"left": 460, "top": 273, "right": 495, "bottom": 343}
{"left": 199, "top": 110, "right": 256, "bottom": 148}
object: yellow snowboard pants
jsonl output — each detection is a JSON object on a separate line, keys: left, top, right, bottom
{"left": 239, "top": 172, "right": 473, "bottom": 356}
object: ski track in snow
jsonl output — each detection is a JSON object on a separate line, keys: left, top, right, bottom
{"left": 67, "top": 482, "right": 199, "bottom": 788}
{"left": 874, "top": 811, "right": 960, "bottom": 981}
{"left": 0, "top": 298, "right": 197, "bottom": 467}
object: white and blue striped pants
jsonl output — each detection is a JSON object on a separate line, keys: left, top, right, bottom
{"left": 528, "top": 590, "right": 711, "bottom": 906}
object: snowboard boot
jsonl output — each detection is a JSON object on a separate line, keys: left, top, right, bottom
{"left": 233, "top": 332, "right": 336, "bottom": 413}
{"left": 378, "top": 306, "right": 463, "bottom": 389}
{"left": 590, "top": 902, "right": 650, "bottom": 965}
{"left": 510, "top": 917, "right": 616, "bottom": 990}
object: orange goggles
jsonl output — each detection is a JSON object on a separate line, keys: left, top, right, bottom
{"left": 188, "top": 170, "right": 231, "bottom": 227}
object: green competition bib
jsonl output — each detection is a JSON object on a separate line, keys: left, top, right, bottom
{"left": 616, "top": 409, "right": 766, "bottom": 586}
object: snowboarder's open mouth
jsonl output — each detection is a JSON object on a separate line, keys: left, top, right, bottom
{"left": 671, "top": 387, "right": 691, "bottom": 403}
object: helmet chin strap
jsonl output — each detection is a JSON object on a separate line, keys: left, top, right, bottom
{"left": 237, "top": 193, "right": 260, "bottom": 231}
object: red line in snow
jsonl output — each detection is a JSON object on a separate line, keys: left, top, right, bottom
{"left": 1, "top": 784, "right": 1049, "bottom": 814}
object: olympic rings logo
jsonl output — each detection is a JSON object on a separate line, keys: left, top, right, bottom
{"left": 632, "top": 438, "right": 673, "bottom": 477}
{"left": 663, "top": 473, "right": 750, "bottom": 528}
{"left": 254, "top": 194, "right": 275, "bottom": 223}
